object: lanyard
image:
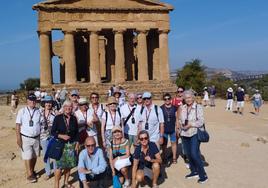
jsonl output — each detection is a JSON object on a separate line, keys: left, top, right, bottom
{"left": 63, "top": 115, "right": 70, "bottom": 131}
{"left": 186, "top": 105, "right": 193, "bottom": 120}
{"left": 145, "top": 108, "right": 152, "bottom": 123}
{"left": 93, "top": 104, "right": 99, "bottom": 114}
{"left": 82, "top": 111, "right": 87, "bottom": 122}
{"left": 27, "top": 107, "right": 36, "bottom": 121}
{"left": 109, "top": 110, "right": 116, "bottom": 126}
{"left": 128, "top": 104, "right": 135, "bottom": 118}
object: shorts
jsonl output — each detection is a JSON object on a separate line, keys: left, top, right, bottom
{"left": 21, "top": 136, "right": 40, "bottom": 160}
{"left": 237, "top": 101, "right": 244, "bottom": 108}
{"left": 253, "top": 100, "right": 262, "bottom": 108}
{"left": 163, "top": 132, "right": 177, "bottom": 143}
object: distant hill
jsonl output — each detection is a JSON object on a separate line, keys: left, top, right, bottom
{"left": 171, "top": 67, "right": 268, "bottom": 81}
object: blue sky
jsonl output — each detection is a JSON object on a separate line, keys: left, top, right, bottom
{"left": 0, "top": 0, "right": 268, "bottom": 89}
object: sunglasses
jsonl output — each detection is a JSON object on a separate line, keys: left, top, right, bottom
{"left": 113, "top": 130, "right": 122, "bottom": 134}
{"left": 137, "top": 97, "right": 143, "bottom": 99}
{"left": 164, "top": 97, "right": 171, "bottom": 101}
{"left": 177, "top": 90, "right": 184, "bottom": 93}
{"left": 143, "top": 97, "right": 151, "bottom": 100}
{"left": 86, "top": 144, "right": 95, "bottom": 148}
{"left": 109, "top": 103, "right": 117, "bottom": 105}
{"left": 139, "top": 137, "right": 148, "bottom": 141}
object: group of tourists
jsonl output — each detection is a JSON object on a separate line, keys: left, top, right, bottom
{"left": 15, "top": 85, "right": 209, "bottom": 188}
{"left": 225, "top": 86, "right": 263, "bottom": 115}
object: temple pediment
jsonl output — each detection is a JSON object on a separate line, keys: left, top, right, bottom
{"left": 33, "top": 0, "right": 173, "bottom": 11}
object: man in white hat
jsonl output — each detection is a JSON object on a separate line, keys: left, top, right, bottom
{"left": 226, "top": 87, "right": 234, "bottom": 111}
{"left": 16, "top": 93, "right": 42, "bottom": 183}
{"left": 138, "top": 92, "right": 164, "bottom": 148}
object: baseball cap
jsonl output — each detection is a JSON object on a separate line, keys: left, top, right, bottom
{"left": 142, "top": 92, "right": 152, "bottom": 99}
{"left": 70, "top": 89, "right": 79, "bottom": 96}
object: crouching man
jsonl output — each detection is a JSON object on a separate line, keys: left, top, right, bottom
{"left": 131, "top": 131, "right": 162, "bottom": 188}
{"left": 78, "top": 136, "right": 107, "bottom": 188}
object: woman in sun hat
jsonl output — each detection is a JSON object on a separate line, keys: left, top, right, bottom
{"left": 40, "top": 95, "right": 57, "bottom": 180}
{"left": 101, "top": 97, "right": 123, "bottom": 154}
{"left": 109, "top": 125, "right": 131, "bottom": 188}
{"left": 226, "top": 87, "right": 234, "bottom": 111}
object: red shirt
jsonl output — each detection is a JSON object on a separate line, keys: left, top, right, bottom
{"left": 172, "top": 97, "right": 183, "bottom": 108}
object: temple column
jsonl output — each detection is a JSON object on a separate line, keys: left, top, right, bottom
{"left": 39, "top": 31, "right": 52, "bottom": 86}
{"left": 159, "top": 30, "right": 170, "bottom": 80}
{"left": 137, "top": 30, "right": 149, "bottom": 81}
{"left": 63, "top": 31, "right": 77, "bottom": 84}
{"left": 89, "top": 31, "right": 101, "bottom": 83}
{"left": 114, "top": 29, "right": 125, "bottom": 83}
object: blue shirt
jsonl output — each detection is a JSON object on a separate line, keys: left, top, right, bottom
{"left": 134, "top": 142, "right": 159, "bottom": 169}
{"left": 78, "top": 147, "right": 107, "bottom": 181}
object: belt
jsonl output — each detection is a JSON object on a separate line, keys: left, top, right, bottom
{"left": 21, "top": 133, "right": 40, "bottom": 139}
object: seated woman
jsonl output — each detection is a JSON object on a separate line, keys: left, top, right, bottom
{"left": 109, "top": 126, "right": 131, "bottom": 188}
{"left": 131, "top": 130, "right": 162, "bottom": 188}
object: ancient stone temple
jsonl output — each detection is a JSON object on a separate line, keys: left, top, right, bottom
{"left": 33, "top": 0, "right": 176, "bottom": 97}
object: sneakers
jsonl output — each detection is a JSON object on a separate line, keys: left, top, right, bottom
{"left": 198, "top": 176, "right": 208, "bottom": 184}
{"left": 123, "top": 179, "right": 130, "bottom": 188}
{"left": 185, "top": 172, "right": 199, "bottom": 179}
{"left": 27, "top": 175, "right": 37, "bottom": 183}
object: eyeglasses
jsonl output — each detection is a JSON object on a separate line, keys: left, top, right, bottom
{"left": 139, "top": 137, "right": 148, "bottom": 141}
{"left": 143, "top": 97, "right": 151, "bottom": 100}
{"left": 86, "top": 144, "right": 95, "bottom": 148}
{"left": 164, "top": 97, "right": 171, "bottom": 101}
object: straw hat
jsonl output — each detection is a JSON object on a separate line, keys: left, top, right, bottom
{"left": 113, "top": 88, "right": 122, "bottom": 97}
{"left": 107, "top": 96, "right": 118, "bottom": 105}
{"left": 227, "top": 87, "right": 233, "bottom": 92}
{"left": 112, "top": 126, "right": 122, "bottom": 133}
{"left": 78, "top": 97, "right": 88, "bottom": 105}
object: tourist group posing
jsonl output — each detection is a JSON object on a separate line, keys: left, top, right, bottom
{"left": 16, "top": 86, "right": 208, "bottom": 188}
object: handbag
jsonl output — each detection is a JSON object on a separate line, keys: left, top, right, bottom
{"left": 44, "top": 137, "right": 65, "bottom": 162}
{"left": 195, "top": 105, "right": 210, "bottom": 143}
{"left": 113, "top": 175, "right": 122, "bottom": 188}
{"left": 197, "top": 125, "right": 210, "bottom": 143}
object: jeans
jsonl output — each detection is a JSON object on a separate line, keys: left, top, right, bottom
{"left": 182, "top": 134, "right": 207, "bottom": 179}
{"left": 40, "top": 138, "right": 57, "bottom": 176}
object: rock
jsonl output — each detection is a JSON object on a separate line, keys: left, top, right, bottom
{"left": 10, "top": 152, "right": 16, "bottom": 160}
{"left": 256, "top": 137, "right": 267, "bottom": 144}
{"left": 240, "top": 143, "right": 250, "bottom": 147}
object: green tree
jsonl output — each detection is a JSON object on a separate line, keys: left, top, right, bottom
{"left": 20, "top": 78, "right": 40, "bottom": 91}
{"left": 206, "top": 73, "right": 234, "bottom": 98}
{"left": 176, "top": 59, "right": 206, "bottom": 93}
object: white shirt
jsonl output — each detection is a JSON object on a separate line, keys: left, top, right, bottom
{"left": 139, "top": 104, "right": 164, "bottom": 142}
{"left": 120, "top": 103, "right": 141, "bottom": 136}
{"left": 88, "top": 103, "right": 104, "bottom": 120}
{"left": 16, "top": 106, "right": 41, "bottom": 137}
{"left": 180, "top": 103, "right": 204, "bottom": 137}
{"left": 34, "top": 91, "right": 41, "bottom": 100}
{"left": 101, "top": 110, "right": 121, "bottom": 130}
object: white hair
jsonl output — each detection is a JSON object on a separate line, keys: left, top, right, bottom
{"left": 183, "top": 90, "right": 195, "bottom": 99}
{"left": 128, "top": 93, "right": 136, "bottom": 99}
{"left": 62, "top": 100, "right": 72, "bottom": 107}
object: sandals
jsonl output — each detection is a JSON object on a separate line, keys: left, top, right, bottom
{"left": 62, "top": 184, "right": 75, "bottom": 188}
{"left": 172, "top": 159, "right": 177, "bottom": 164}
